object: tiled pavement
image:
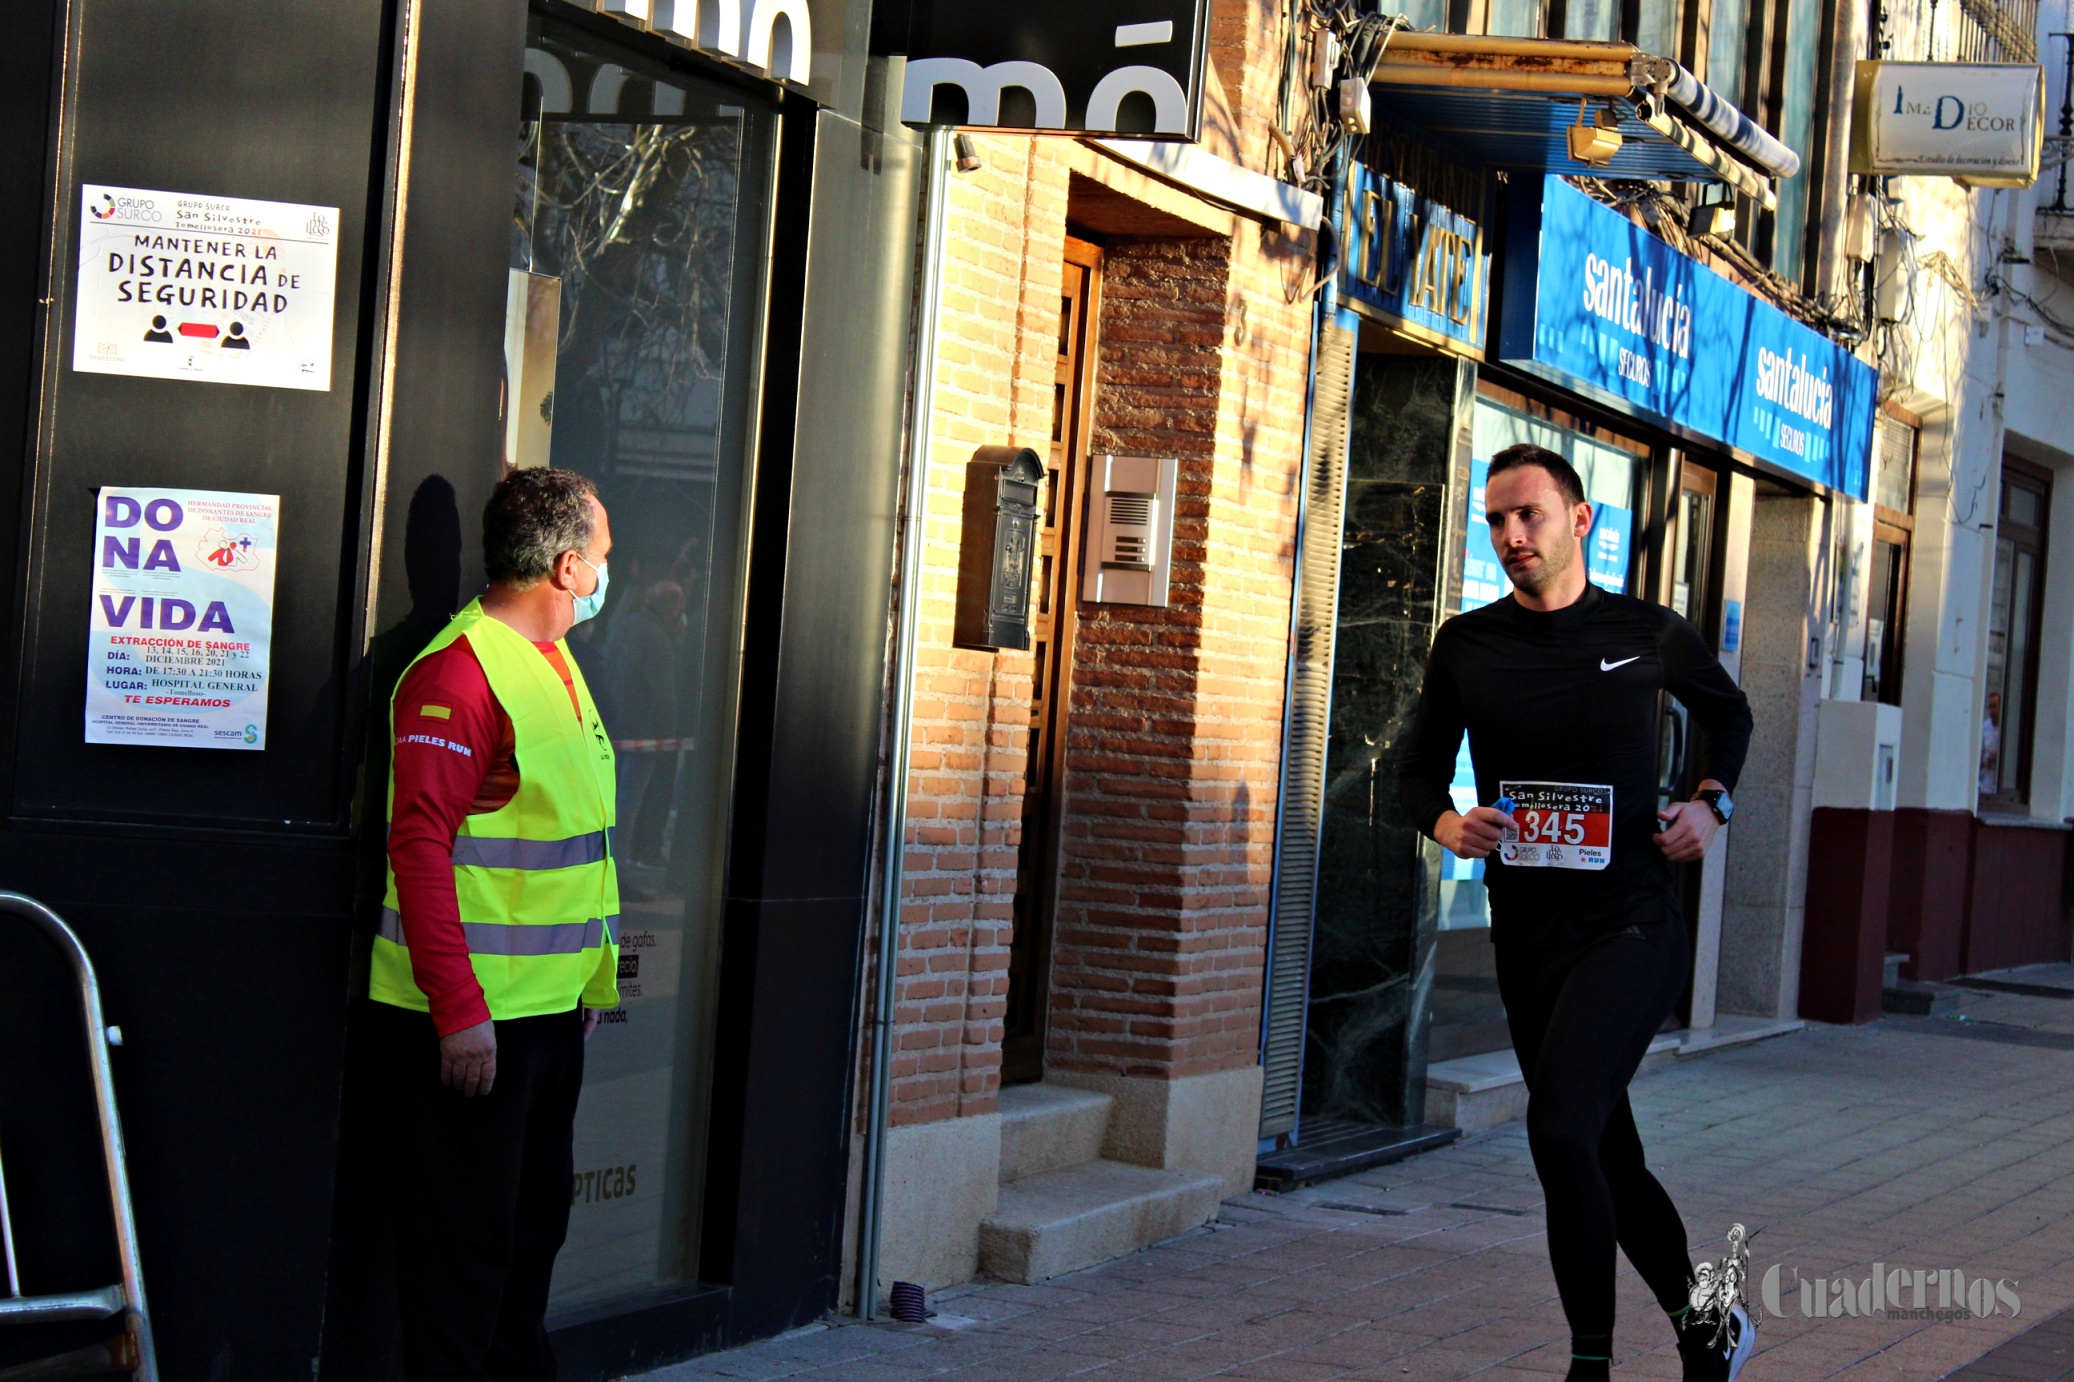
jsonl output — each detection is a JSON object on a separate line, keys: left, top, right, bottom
{"left": 633, "top": 965, "right": 2074, "bottom": 1382}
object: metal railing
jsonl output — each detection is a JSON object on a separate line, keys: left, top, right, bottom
{"left": 2044, "top": 35, "right": 2073, "bottom": 214}
{"left": 1958, "top": 0, "right": 2038, "bottom": 61}
{"left": 1921, "top": 0, "right": 2039, "bottom": 63}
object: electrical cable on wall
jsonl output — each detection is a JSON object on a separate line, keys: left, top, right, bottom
{"left": 1274, "top": 0, "right": 1414, "bottom": 301}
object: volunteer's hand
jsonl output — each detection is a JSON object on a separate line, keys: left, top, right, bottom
{"left": 1436, "top": 806, "right": 1519, "bottom": 860}
{"left": 440, "top": 1019, "right": 497, "bottom": 1097}
{"left": 582, "top": 1008, "right": 601, "bottom": 1042}
{"left": 1654, "top": 799, "right": 1720, "bottom": 863}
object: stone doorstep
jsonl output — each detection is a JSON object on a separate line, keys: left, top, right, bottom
{"left": 996, "top": 1083, "right": 1113, "bottom": 1182}
{"left": 1425, "top": 1015, "right": 1807, "bottom": 1133}
{"left": 1885, "top": 979, "right": 1966, "bottom": 1016}
{"left": 978, "top": 1158, "right": 1225, "bottom": 1285}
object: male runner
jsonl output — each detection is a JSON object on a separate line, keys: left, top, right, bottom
{"left": 1399, "top": 444, "right": 1756, "bottom": 1381}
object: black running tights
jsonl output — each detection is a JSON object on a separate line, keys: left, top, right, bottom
{"left": 1495, "top": 918, "right": 1698, "bottom": 1351}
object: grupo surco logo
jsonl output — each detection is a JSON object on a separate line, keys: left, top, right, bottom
{"left": 1761, "top": 1263, "right": 2023, "bottom": 1321}
{"left": 88, "top": 192, "right": 161, "bottom": 223}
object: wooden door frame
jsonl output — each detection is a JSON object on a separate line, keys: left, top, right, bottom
{"left": 1001, "top": 234, "right": 1103, "bottom": 1084}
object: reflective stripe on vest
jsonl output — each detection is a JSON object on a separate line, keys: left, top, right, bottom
{"left": 378, "top": 908, "right": 617, "bottom": 956}
{"left": 451, "top": 830, "right": 609, "bottom": 870}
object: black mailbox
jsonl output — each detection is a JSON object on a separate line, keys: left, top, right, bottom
{"left": 954, "top": 445, "right": 1046, "bottom": 651}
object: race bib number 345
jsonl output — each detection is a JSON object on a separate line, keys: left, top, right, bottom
{"left": 1498, "top": 781, "right": 1613, "bottom": 871}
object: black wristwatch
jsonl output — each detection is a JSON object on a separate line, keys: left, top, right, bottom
{"left": 1694, "top": 788, "right": 1733, "bottom": 825}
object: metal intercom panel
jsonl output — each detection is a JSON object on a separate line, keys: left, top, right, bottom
{"left": 1081, "top": 454, "right": 1177, "bottom": 606}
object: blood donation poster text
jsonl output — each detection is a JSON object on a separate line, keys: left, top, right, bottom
{"left": 86, "top": 487, "right": 279, "bottom": 750}
{"left": 72, "top": 185, "right": 338, "bottom": 391}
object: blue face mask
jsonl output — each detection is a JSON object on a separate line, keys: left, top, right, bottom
{"left": 571, "top": 555, "right": 609, "bottom": 624}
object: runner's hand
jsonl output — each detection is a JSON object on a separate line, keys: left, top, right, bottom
{"left": 1654, "top": 800, "right": 1719, "bottom": 863}
{"left": 440, "top": 1019, "right": 497, "bottom": 1097}
{"left": 1436, "top": 806, "right": 1519, "bottom": 860}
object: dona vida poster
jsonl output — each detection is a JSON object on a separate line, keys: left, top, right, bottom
{"left": 86, "top": 487, "right": 280, "bottom": 750}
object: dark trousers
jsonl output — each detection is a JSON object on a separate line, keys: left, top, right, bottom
{"left": 368, "top": 1002, "right": 585, "bottom": 1382}
{"left": 1495, "top": 917, "right": 1696, "bottom": 1351}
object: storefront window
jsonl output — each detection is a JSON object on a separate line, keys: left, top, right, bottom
{"left": 1705, "top": 0, "right": 1749, "bottom": 107}
{"left": 1634, "top": 0, "right": 1682, "bottom": 60}
{"left": 512, "top": 14, "right": 777, "bottom": 1311}
{"left": 1982, "top": 459, "right": 2052, "bottom": 809}
{"left": 1402, "top": 0, "right": 1448, "bottom": 31}
{"left": 1564, "top": 0, "right": 1619, "bottom": 40}
{"left": 1490, "top": 0, "right": 1545, "bottom": 36}
{"left": 1670, "top": 483, "right": 1712, "bottom": 623}
{"left": 1866, "top": 415, "right": 1917, "bottom": 705}
{"left": 1874, "top": 414, "right": 1917, "bottom": 515}
{"left": 1770, "top": 0, "right": 1822, "bottom": 281}
{"left": 1427, "top": 395, "right": 1646, "bottom": 1058}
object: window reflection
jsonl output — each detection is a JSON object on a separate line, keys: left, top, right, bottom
{"left": 510, "top": 16, "right": 775, "bottom": 1311}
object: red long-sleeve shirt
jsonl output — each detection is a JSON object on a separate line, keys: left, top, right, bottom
{"left": 388, "top": 633, "right": 581, "bottom": 1036}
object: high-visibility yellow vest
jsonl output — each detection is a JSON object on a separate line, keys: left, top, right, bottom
{"left": 370, "top": 598, "right": 620, "bottom": 1020}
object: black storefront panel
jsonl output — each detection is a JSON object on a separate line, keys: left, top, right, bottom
{"left": 0, "top": 0, "right": 389, "bottom": 1377}
{"left": 16, "top": 0, "right": 387, "bottom": 828}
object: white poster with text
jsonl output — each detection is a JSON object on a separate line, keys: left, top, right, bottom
{"left": 72, "top": 185, "right": 337, "bottom": 391}
{"left": 86, "top": 487, "right": 280, "bottom": 750}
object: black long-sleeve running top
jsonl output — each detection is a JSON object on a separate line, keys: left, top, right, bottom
{"left": 1398, "top": 584, "right": 1754, "bottom": 935}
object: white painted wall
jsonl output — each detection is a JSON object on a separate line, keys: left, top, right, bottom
{"left": 1869, "top": 6, "right": 2074, "bottom": 819}
{"left": 2013, "top": 439, "right": 2074, "bottom": 822}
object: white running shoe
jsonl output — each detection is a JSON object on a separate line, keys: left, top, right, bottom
{"left": 1679, "top": 1302, "right": 1755, "bottom": 1381}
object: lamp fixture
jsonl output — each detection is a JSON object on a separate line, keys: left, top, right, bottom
{"left": 1693, "top": 200, "right": 1738, "bottom": 237}
{"left": 1566, "top": 100, "right": 1624, "bottom": 167}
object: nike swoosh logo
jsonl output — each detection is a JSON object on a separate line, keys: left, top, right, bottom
{"left": 1601, "top": 656, "right": 1641, "bottom": 671}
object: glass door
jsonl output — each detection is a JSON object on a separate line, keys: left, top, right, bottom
{"left": 1657, "top": 460, "right": 1717, "bottom": 819}
{"left": 1663, "top": 457, "right": 1721, "bottom": 1028}
{"left": 511, "top": 12, "right": 778, "bottom": 1312}
{"left": 1982, "top": 458, "right": 2052, "bottom": 810}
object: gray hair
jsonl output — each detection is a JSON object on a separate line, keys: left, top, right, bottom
{"left": 483, "top": 467, "right": 598, "bottom": 586}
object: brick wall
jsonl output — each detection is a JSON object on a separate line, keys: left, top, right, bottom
{"left": 883, "top": 137, "right": 1067, "bottom": 1127}
{"left": 878, "top": 0, "right": 1314, "bottom": 1126}
{"left": 1046, "top": 227, "right": 1313, "bottom": 1080}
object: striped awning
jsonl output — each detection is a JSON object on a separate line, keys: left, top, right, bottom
{"left": 1369, "top": 34, "right": 1789, "bottom": 210}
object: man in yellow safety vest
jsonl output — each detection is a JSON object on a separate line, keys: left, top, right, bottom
{"left": 368, "top": 466, "right": 618, "bottom": 1381}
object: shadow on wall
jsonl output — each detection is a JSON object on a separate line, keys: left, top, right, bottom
{"left": 360, "top": 476, "right": 465, "bottom": 878}
{"left": 321, "top": 473, "right": 466, "bottom": 1382}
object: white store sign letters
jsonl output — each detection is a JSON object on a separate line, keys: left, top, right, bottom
{"left": 593, "top": 0, "right": 815, "bottom": 84}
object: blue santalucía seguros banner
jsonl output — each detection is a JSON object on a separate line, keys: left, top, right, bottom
{"left": 1499, "top": 176, "right": 1878, "bottom": 500}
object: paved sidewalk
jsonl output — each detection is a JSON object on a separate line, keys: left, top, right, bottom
{"left": 636, "top": 966, "right": 2074, "bottom": 1381}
